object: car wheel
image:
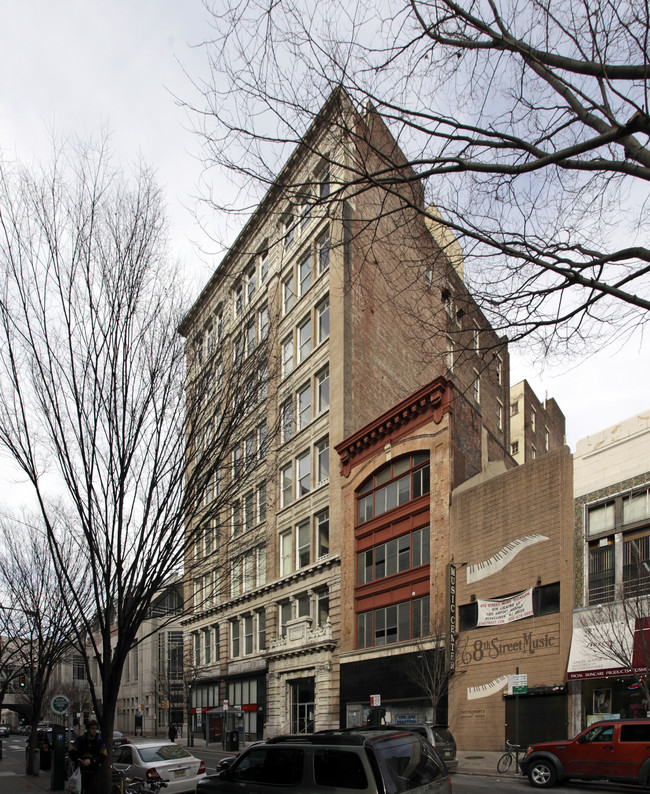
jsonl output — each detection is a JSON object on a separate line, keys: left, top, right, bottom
{"left": 527, "top": 759, "right": 557, "bottom": 788}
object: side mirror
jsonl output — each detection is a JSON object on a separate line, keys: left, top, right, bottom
{"left": 577, "top": 735, "right": 586, "bottom": 744}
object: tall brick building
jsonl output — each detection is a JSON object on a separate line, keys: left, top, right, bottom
{"left": 179, "top": 88, "right": 516, "bottom": 742}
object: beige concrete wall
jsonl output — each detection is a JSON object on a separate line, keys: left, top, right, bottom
{"left": 574, "top": 410, "right": 650, "bottom": 497}
{"left": 449, "top": 446, "right": 574, "bottom": 750}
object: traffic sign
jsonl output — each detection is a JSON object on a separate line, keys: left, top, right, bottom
{"left": 51, "top": 694, "right": 70, "bottom": 714}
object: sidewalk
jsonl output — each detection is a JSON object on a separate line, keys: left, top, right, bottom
{"left": 457, "top": 749, "right": 523, "bottom": 777}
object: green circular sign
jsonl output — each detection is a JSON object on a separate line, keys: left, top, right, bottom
{"left": 51, "top": 694, "right": 69, "bottom": 714}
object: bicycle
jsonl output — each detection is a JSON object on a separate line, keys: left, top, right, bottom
{"left": 497, "top": 740, "right": 524, "bottom": 773}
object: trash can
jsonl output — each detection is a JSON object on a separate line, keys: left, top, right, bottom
{"left": 26, "top": 746, "right": 40, "bottom": 776}
{"left": 39, "top": 734, "right": 51, "bottom": 770}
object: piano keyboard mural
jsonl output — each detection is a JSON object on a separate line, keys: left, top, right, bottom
{"left": 466, "top": 533, "right": 549, "bottom": 584}
{"left": 467, "top": 676, "right": 509, "bottom": 700}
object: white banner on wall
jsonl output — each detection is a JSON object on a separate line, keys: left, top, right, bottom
{"left": 477, "top": 588, "right": 534, "bottom": 627}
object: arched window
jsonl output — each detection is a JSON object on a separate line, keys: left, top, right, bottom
{"left": 356, "top": 453, "right": 430, "bottom": 525}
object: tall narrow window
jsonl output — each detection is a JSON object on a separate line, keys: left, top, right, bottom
{"left": 282, "top": 336, "right": 294, "bottom": 377}
{"left": 319, "top": 167, "right": 330, "bottom": 199}
{"left": 297, "top": 384, "right": 311, "bottom": 430}
{"left": 257, "top": 423, "right": 267, "bottom": 460}
{"left": 281, "top": 398, "right": 294, "bottom": 443}
{"left": 243, "top": 614, "right": 254, "bottom": 655}
{"left": 259, "top": 305, "right": 269, "bottom": 340}
{"left": 283, "top": 273, "right": 295, "bottom": 314}
{"left": 231, "top": 620, "right": 240, "bottom": 657}
{"left": 281, "top": 465, "right": 293, "bottom": 507}
{"left": 318, "top": 231, "right": 330, "bottom": 273}
{"left": 257, "top": 610, "right": 266, "bottom": 650}
{"left": 300, "top": 198, "right": 312, "bottom": 231}
{"left": 317, "top": 589, "right": 329, "bottom": 626}
{"left": 246, "top": 266, "right": 256, "bottom": 303}
{"left": 257, "top": 547, "right": 266, "bottom": 586}
{"left": 317, "top": 367, "right": 329, "bottom": 412}
{"left": 243, "top": 552, "right": 254, "bottom": 592}
{"left": 317, "top": 510, "right": 329, "bottom": 558}
{"left": 472, "top": 370, "right": 480, "bottom": 404}
{"left": 231, "top": 558, "right": 241, "bottom": 597}
{"left": 298, "top": 317, "right": 312, "bottom": 362}
{"left": 280, "top": 532, "right": 293, "bottom": 576}
{"left": 299, "top": 253, "right": 312, "bottom": 296}
{"left": 260, "top": 251, "right": 269, "bottom": 282}
{"left": 297, "top": 520, "right": 311, "bottom": 568}
{"left": 243, "top": 491, "right": 254, "bottom": 530}
{"left": 317, "top": 297, "right": 330, "bottom": 343}
{"left": 284, "top": 216, "right": 294, "bottom": 249}
{"left": 297, "top": 451, "right": 310, "bottom": 496}
{"left": 257, "top": 482, "right": 267, "bottom": 523}
{"left": 279, "top": 600, "right": 292, "bottom": 635}
{"left": 317, "top": 438, "right": 329, "bottom": 484}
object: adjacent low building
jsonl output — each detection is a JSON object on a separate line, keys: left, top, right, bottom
{"left": 568, "top": 410, "right": 650, "bottom": 735}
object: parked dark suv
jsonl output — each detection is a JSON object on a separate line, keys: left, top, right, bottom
{"left": 197, "top": 729, "right": 451, "bottom": 794}
{"left": 521, "top": 719, "right": 650, "bottom": 788}
{"left": 334, "top": 724, "right": 457, "bottom": 773}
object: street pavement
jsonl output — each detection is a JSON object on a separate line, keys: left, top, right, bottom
{"left": 0, "top": 734, "right": 517, "bottom": 793}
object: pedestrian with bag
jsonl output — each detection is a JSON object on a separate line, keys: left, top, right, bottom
{"left": 68, "top": 719, "right": 107, "bottom": 794}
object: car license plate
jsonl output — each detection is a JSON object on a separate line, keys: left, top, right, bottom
{"left": 173, "top": 769, "right": 186, "bottom": 778}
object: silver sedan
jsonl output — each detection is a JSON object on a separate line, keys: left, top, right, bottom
{"left": 113, "top": 740, "right": 207, "bottom": 794}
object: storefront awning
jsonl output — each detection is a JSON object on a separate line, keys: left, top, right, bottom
{"left": 567, "top": 618, "right": 650, "bottom": 680}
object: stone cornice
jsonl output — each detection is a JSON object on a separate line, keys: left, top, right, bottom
{"left": 181, "top": 553, "right": 341, "bottom": 627}
{"left": 334, "top": 377, "right": 452, "bottom": 477}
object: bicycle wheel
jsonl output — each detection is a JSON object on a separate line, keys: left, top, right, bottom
{"left": 497, "top": 752, "right": 513, "bottom": 773}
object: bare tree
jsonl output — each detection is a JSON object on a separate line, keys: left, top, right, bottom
{"left": 0, "top": 140, "right": 267, "bottom": 791}
{"left": 0, "top": 519, "right": 80, "bottom": 774}
{"left": 407, "top": 617, "right": 454, "bottom": 724}
{"left": 185, "top": 0, "right": 650, "bottom": 353}
{"left": 580, "top": 561, "right": 650, "bottom": 708}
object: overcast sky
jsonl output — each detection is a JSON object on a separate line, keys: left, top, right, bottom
{"left": 1, "top": 0, "right": 648, "bottom": 452}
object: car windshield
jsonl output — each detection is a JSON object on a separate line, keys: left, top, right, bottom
{"left": 138, "top": 744, "right": 192, "bottom": 762}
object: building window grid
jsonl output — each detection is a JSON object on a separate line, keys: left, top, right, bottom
{"left": 357, "top": 526, "right": 430, "bottom": 586}
{"left": 357, "top": 454, "right": 430, "bottom": 525}
{"left": 587, "top": 487, "right": 650, "bottom": 605}
{"left": 358, "top": 596, "right": 430, "bottom": 649}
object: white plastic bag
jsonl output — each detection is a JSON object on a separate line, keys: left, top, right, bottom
{"left": 65, "top": 766, "right": 81, "bottom": 794}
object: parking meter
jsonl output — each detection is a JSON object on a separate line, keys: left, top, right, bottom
{"left": 50, "top": 725, "right": 67, "bottom": 791}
